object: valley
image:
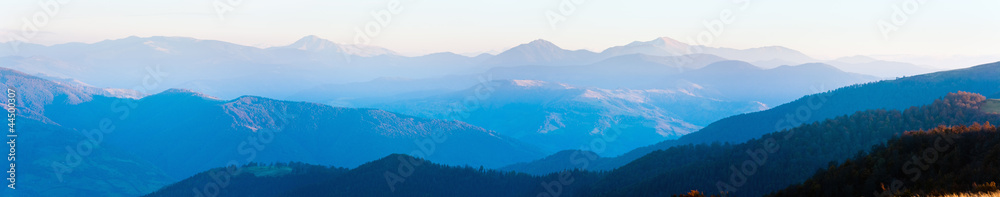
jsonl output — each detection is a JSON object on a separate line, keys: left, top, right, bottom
{"left": 1, "top": 3, "right": 997, "bottom": 195}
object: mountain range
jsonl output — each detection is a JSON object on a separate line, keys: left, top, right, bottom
{"left": 367, "top": 79, "right": 767, "bottom": 155}
{"left": 1, "top": 35, "right": 993, "bottom": 197}
{"left": 503, "top": 61, "right": 1000, "bottom": 175}
{"left": 284, "top": 54, "right": 880, "bottom": 157}
{"left": 1, "top": 35, "right": 933, "bottom": 100}
{"left": 0, "top": 58, "right": 995, "bottom": 197}
{"left": 145, "top": 91, "right": 1000, "bottom": 197}
{"left": 0, "top": 67, "right": 549, "bottom": 195}
{"left": 600, "top": 37, "right": 817, "bottom": 68}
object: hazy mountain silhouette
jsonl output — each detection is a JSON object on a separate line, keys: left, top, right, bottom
{"left": 369, "top": 79, "right": 767, "bottom": 155}
{"left": 2, "top": 67, "right": 546, "bottom": 184}
{"left": 506, "top": 61, "right": 1000, "bottom": 175}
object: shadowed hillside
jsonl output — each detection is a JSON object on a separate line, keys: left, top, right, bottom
{"left": 770, "top": 124, "right": 1000, "bottom": 197}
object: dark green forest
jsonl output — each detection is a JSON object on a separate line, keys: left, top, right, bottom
{"left": 770, "top": 123, "right": 1000, "bottom": 196}
{"left": 587, "top": 92, "right": 1000, "bottom": 196}
{"left": 144, "top": 162, "right": 350, "bottom": 197}
{"left": 146, "top": 154, "right": 604, "bottom": 197}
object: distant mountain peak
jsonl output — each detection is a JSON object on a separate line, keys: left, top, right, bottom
{"left": 833, "top": 55, "right": 880, "bottom": 64}
{"left": 152, "top": 88, "right": 220, "bottom": 100}
{"left": 513, "top": 39, "right": 562, "bottom": 51}
{"left": 279, "top": 35, "right": 400, "bottom": 57}
{"left": 300, "top": 35, "right": 322, "bottom": 40}
{"left": 483, "top": 39, "right": 600, "bottom": 66}
{"left": 296, "top": 35, "right": 327, "bottom": 43}
{"left": 527, "top": 39, "right": 556, "bottom": 46}
{"left": 600, "top": 36, "right": 693, "bottom": 57}
{"left": 630, "top": 37, "right": 691, "bottom": 49}
{"left": 287, "top": 35, "right": 339, "bottom": 51}
{"left": 472, "top": 53, "right": 495, "bottom": 59}
{"left": 160, "top": 88, "right": 198, "bottom": 94}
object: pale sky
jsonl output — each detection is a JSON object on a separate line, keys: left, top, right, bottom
{"left": 1, "top": 0, "right": 998, "bottom": 62}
